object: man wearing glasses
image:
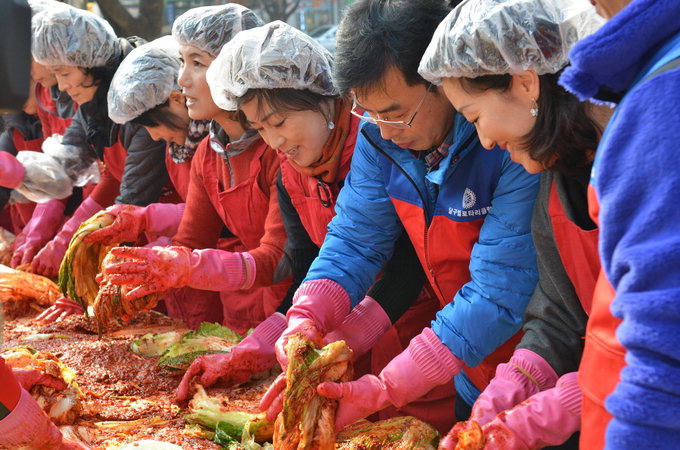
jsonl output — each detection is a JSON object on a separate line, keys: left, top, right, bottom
{"left": 268, "top": 0, "right": 541, "bottom": 433}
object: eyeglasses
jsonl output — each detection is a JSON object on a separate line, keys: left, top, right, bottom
{"left": 350, "top": 85, "right": 432, "bottom": 129}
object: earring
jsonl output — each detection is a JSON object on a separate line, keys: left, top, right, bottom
{"left": 530, "top": 98, "right": 539, "bottom": 117}
{"left": 328, "top": 121, "right": 335, "bottom": 130}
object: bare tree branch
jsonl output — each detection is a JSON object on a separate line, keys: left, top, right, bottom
{"left": 286, "top": 0, "right": 302, "bottom": 18}
{"left": 96, "top": 0, "right": 163, "bottom": 40}
{"left": 256, "top": 0, "right": 302, "bottom": 22}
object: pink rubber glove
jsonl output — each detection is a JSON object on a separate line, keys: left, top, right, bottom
{"left": 323, "top": 295, "right": 392, "bottom": 360}
{"left": 259, "top": 373, "right": 286, "bottom": 421}
{"left": 318, "top": 327, "right": 463, "bottom": 432}
{"left": 176, "top": 312, "right": 286, "bottom": 405}
{"left": 477, "top": 373, "right": 581, "bottom": 450}
{"left": 145, "top": 236, "right": 172, "bottom": 247}
{"left": 36, "top": 297, "right": 84, "bottom": 324}
{"left": 274, "top": 279, "right": 351, "bottom": 369}
{"left": 0, "top": 388, "right": 63, "bottom": 448}
{"left": 470, "top": 349, "right": 559, "bottom": 427}
{"left": 102, "top": 245, "right": 255, "bottom": 299}
{"left": 11, "top": 199, "right": 66, "bottom": 267}
{"left": 32, "top": 197, "right": 102, "bottom": 277}
{"left": 84, "top": 203, "right": 186, "bottom": 245}
{"left": 260, "top": 295, "right": 391, "bottom": 421}
{"left": 0, "top": 151, "right": 25, "bottom": 189}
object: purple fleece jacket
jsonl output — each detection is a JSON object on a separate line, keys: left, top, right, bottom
{"left": 560, "top": 0, "right": 680, "bottom": 448}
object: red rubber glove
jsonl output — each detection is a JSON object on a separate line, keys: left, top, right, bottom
{"left": 36, "top": 297, "right": 84, "bottom": 324}
{"left": 102, "top": 245, "right": 254, "bottom": 300}
{"left": 11, "top": 199, "right": 65, "bottom": 268}
{"left": 84, "top": 203, "right": 185, "bottom": 245}
{"left": 318, "top": 327, "right": 463, "bottom": 432}
{"left": 32, "top": 197, "right": 102, "bottom": 277}
{"left": 176, "top": 313, "right": 286, "bottom": 405}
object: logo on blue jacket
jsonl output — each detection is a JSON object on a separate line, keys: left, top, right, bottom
{"left": 448, "top": 187, "right": 492, "bottom": 218}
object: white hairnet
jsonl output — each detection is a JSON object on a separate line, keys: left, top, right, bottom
{"left": 171, "top": 4, "right": 264, "bottom": 58}
{"left": 207, "top": 21, "right": 337, "bottom": 112}
{"left": 418, "top": 0, "right": 603, "bottom": 83}
{"left": 31, "top": 4, "right": 120, "bottom": 68}
{"left": 108, "top": 36, "right": 181, "bottom": 124}
{"left": 29, "top": 0, "right": 70, "bottom": 57}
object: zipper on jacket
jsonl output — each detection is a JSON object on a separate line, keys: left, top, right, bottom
{"left": 362, "top": 129, "right": 445, "bottom": 301}
{"left": 361, "top": 127, "right": 477, "bottom": 305}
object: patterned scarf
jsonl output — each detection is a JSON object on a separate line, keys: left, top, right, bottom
{"left": 209, "top": 120, "right": 261, "bottom": 162}
{"left": 423, "top": 128, "right": 454, "bottom": 173}
{"left": 168, "top": 119, "right": 210, "bottom": 163}
{"left": 287, "top": 99, "right": 352, "bottom": 184}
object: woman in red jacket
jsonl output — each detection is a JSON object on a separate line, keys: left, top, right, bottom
{"left": 28, "top": 4, "right": 170, "bottom": 279}
{"left": 81, "top": 37, "right": 218, "bottom": 328}
{"left": 174, "top": 22, "right": 436, "bottom": 425}
{"left": 39, "top": 38, "right": 213, "bottom": 326}
{"left": 102, "top": 4, "right": 291, "bottom": 335}
{"left": 9, "top": 59, "right": 79, "bottom": 269}
{"left": 417, "top": 0, "right": 607, "bottom": 447}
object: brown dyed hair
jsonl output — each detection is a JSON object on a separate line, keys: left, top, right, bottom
{"left": 459, "top": 71, "right": 601, "bottom": 175}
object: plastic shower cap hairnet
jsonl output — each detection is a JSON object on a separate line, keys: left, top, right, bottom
{"left": 206, "top": 21, "right": 338, "bottom": 112}
{"left": 31, "top": 4, "right": 120, "bottom": 67}
{"left": 108, "top": 36, "right": 181, "bottom": 124}
{"left": 171, "top": 3, "right": 264, "bottom": 58}
{"left": 29, "top": 0, "right": 71, "bottom": 56}
{"left": 28, "top": 0, "right": 69, "bottom": 15}
{"left": 418, "top": 0, "right": 603, "bottom": 83}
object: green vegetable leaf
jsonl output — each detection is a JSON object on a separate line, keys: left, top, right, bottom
{"left": 195, "top": 322, "right": 243, "bottom": 341}
{"left": 130, "top": 331, "right": 184, "bottom": 356}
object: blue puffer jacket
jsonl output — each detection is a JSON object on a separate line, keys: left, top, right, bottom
{"left": 561, "top": 0, "right": 680, "bottom": 448}
{"left": 306, "top": 116, "right": 539, "bottom": 405}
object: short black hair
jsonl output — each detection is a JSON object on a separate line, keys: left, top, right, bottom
{"left": 334, "top": 0, "right": 453, "bottom": 96}
{"left": 132, "top": 99, "right": 187, "bottom": 131}
{"left": 460, "top": 72, "right": 601, "bottom": 175}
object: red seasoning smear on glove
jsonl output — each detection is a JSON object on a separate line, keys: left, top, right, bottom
{"left": 274, "top": 334, "right": 353, "bottom": 450}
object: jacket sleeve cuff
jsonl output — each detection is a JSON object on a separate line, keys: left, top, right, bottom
{"left": 502, "top": 348, "right": 559, "bottom": 392}
{"left": 290, "top": 279, "right": 351, "bottom": 333}
{"left": 0, "top": 152, "right": 25, "bottom": 189}
{"left": 408, "top": 327, "right": 464, "bottom": 386}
